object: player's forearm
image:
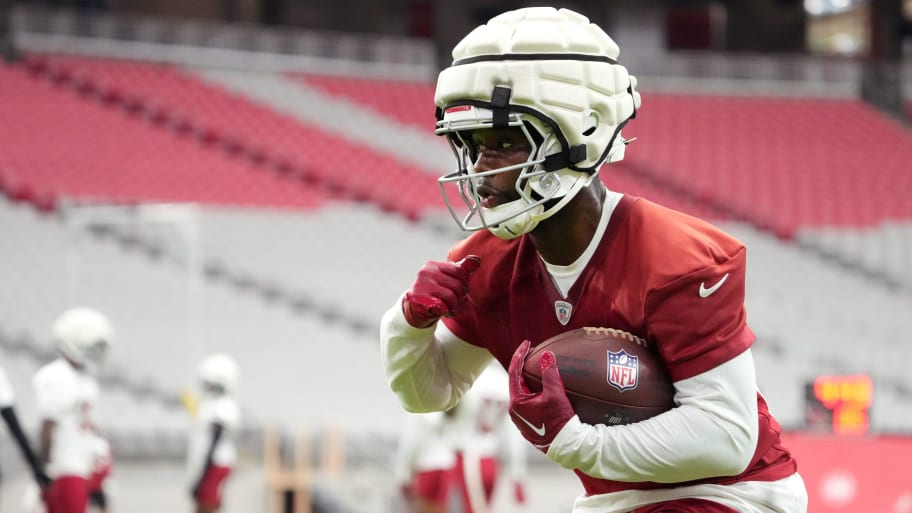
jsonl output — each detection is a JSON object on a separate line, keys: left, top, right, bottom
{"left": 39, "top": 419, "right": 55, "bottom": 468}
{"left": 193, "top": 423, "right": 224, "bottom": 493}
{"left": 380, "top": 298, "right": 491, "bottom": 412}
{"left": 380, "top": 300, "right": 460, "bottom": 412}
{"left": 1, "top": 407, "right": 44, "bottom": 473}
{"left": 547, "top": 350, "right": 759, "bottom": 483}
{"left": 205, "top": 424, "right": 223, "bottom": 467}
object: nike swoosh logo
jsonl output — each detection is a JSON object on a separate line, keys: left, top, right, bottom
{"left": 512, "top": 410, "right": 546, "bottom": 436}
{"left": 699, "top": 273, "right": 730, "bottom": 298}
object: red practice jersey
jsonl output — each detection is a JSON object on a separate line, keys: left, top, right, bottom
{"left": 442, "top": 195, "right": 796, "bottom": 496}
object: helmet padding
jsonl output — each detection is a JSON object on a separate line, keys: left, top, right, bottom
{"left": 434, "top": 7, "right": 641, "bottom": 239}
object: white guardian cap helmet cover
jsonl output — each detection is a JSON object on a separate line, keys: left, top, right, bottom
{"left": 198, "top": 352, "right": 240, "bottom": 395}
{"left": 434, "top": 7, "right": 641, "bottom": 239}
{"left": 52, "top": 307, "right": 114, "bottom": 371}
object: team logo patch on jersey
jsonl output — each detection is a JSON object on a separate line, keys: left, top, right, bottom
{"left": 607, "top": 349, "right": 639, "bottom": 391}
{"left": 554, "top": 300, "right": 573, "bottom": 325}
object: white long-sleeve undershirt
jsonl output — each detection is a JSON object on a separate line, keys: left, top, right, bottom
{"left": 380, "top": 301, "right": 760, "bottom": 483}
{"left": 379, "top": 297, "right": 494, "bottom": 413}
{"left": 547, "top": 349, "right": 760, "bottom": 482}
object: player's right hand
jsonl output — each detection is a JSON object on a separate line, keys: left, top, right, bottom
{"left": 513, "top": 481, "right": 526, "bottom": 504}
{"left": 402, "top": 255, "right": 481, "bottom": 328}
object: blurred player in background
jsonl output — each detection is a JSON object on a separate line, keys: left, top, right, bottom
{"left": 33, "top": 307, "right": 114, "bottom": 513}
{"left": 187, "top": 353, "right": 241, "bottom": 513}
{"left": 21, "top": 426, "right": 113, "bottom": 513}
{"left": 1, "top": 365, "right": 51, "bottom": 499}
{"left": 394, "top": 409, "right": 456, "bottom": 513}
{"left": 446, "top": 363, "right": 526, "bottom": 513}
{"left": 380, "top": 6, "right": 807, "bottom": 513}
{"left": 394, "top": 364, "right": 526, "bottom": 513}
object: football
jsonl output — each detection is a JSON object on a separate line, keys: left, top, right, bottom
{"left": 522, "top": 327, "right": 676, "bottom": 426}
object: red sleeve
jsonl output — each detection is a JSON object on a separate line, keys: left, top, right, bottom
{"left": 645, "top": 246, "right": 755, "bottom": 381}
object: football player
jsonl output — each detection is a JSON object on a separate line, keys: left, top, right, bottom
{"left": 394, "top": 364, "right": 526, "bottom": 513}
{"left": 379, "top": 7, "right": 808, "bottom": 513}
{"left": 394, "top": 409, "right": 457, "bottom": 513}
{"left": 33, "top": 307, "right": 113, "bottom": 513}
{"left": 446, "top": 363, "right": 526, "bottom": 513}
{"left": 187, "top": 353, "right": 241, "bottom": 513}
{"left": 1, "top": 366, "right": 51, "bottom": 492}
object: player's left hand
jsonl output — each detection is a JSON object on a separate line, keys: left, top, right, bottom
{"left": 508, "top": 340, "right": 576, "bottom": 453}
{"left": 39, "top": 480, "right": 52, "bottom": 506}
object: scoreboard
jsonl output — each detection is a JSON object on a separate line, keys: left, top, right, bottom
{"left": 804, "top": 374, "right": 873, "bottom": 435}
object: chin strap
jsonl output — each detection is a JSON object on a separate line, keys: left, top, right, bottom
{"left": 543, "top": 145, "right": 588, "bottom": 172}
{"left": 1, "top": 406, "right": 50, "bottom": 489}
{"left": 488, "top": 85, "right": 588, "bottom": 172}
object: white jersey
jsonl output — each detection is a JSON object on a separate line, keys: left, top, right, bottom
{"left": 33, "top": 358, "right": 100, "bottom": 478}
{"left": 393, "top": 410, "right": 458, "bottom": 486}
{"left": 187, "top": 394, "right": 241, "bottom": 476}
{"left": 449, "top": 365, "right": 526, "bottom": 476}
{"left": 90, "top": 433, "right": 113, "bottom": 475}
{"left": 0, "top": 366, "right": 15, "bottom": 408}
{"left": 393, "top": 365, "right": 527, "bottom": 498}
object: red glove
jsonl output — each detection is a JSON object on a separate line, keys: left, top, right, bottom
{"left": 513, "top": 481, "right": 526, "bottom": 504}
{"left": 508, "top": 340, "right": 576, "bottom": 452}
{"left": 402, "top": 256, "right": 481, "bottom": 328}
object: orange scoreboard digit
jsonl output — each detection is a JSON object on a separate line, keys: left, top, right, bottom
{"left": 805, "top": 374, "right": 873, "bottom": 435}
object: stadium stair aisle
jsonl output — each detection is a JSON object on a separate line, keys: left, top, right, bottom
{"left": 290, "top": 72, "right": 440, "bottom": 132}
{"left": 194, "top": 67, "right": 451, "bottom": 180}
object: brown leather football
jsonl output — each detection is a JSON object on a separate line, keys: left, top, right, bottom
{"left": 523, "top": 327, "right": 676, "bottom": 426}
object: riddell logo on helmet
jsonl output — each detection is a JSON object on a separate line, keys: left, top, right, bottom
{"left": 445, "top": 106, "right": 472, "bottom": 113}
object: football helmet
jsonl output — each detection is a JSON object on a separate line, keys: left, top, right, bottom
{"left": 52, "top": 307, "right": 114, "bottom": 371}
{"left": 434, "top": 7, "right": 641, "bottom": 239}
{"left": 197, "top": 353, "right": 239, "bottom": 395}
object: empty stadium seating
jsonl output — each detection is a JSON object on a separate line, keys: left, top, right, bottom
{"left": 2, "top": 51, "right": 910, "bottom": 448}
{"left": 0, "top": 61, "right": 329, "bottom": 210}
{"left": 15, "top": 54, "right": 444, "bottom": 220}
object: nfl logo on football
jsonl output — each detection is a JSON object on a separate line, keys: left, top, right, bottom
{"left": 607, "top": 349, "right": 639, "bottom": 391}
